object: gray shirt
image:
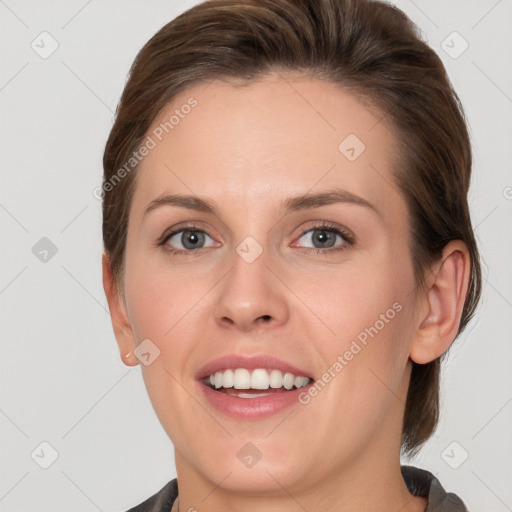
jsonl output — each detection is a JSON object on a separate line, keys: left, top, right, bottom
{"left": 125, "top": 465, "right": 469, "bottom": 511}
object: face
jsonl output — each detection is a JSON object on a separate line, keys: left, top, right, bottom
{"left": 116, "top": 73, "right": 421, "bottom": 494}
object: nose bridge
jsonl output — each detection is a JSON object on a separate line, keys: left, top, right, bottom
{"left": 212, "top": 233, "right": 288, "bottom": 331}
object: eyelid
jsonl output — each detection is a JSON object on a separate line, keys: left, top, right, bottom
{"left": 294, "top": 220, "right": 355, "bottom": 245}
{"left": 155, "top": 221, "right": 214, "bottom": 247}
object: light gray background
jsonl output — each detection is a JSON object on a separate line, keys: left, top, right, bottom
{"left": 1, "top": 0, "right": 511, "bottom": 510}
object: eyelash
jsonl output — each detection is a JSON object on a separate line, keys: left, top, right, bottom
{"left": 157, "top": 221, "right": 355, "bottom": 256}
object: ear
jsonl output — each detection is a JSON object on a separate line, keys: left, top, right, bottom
{"left": 409, "top": 240, "right": 471, "bottom": 364}
{"left": 102, "top": 253, "right": 139, "bottom": 367}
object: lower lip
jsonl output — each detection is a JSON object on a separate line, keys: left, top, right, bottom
{"left": 197, "top": 381, "right": 313, "bottom": 419}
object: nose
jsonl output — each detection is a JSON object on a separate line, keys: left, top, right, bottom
{"left": 213, "top": 248, "right": 289, "bottom": 333}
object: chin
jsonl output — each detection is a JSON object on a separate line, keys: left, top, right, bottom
{"left": 203, "top": 461, "right": 305, "bottom": 496}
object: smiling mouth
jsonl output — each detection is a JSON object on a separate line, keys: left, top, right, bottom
{"left": 202, "top": 368, "right": 313, "bottom": 398}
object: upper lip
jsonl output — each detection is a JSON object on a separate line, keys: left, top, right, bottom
{"left": 195, "top": 354, "right": 314, "bottom": 380}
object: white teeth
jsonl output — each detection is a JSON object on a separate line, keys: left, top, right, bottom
{"left": 222, "top": 368, "right": 234, "bottom": 388}
{"left": 282, "top": 372, "right": 295, "bottom": 390}
{"left": 269, "top": 369, "right": 283, "bottom": 388}
{"left": 251, "top": 368, "right": 270, "bottom": 389}
{"left": 236, "top": 392, "right": 275, "bottom": 398}
{"left": 233, "top": 368, "right": 251, "bottom": 389}
{"left": 214, "top": 371, "right": 223, "bottom": 389}
{"left": 295, "top": 376, "right": 309, "bottom": 388}
{"left": 205, "top": 368, "right": 311, "bottom": 390}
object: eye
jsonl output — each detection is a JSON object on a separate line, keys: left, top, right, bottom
{"left": 293, "top": 222, "right": 354, "bottom": 253}
{"left": 157, "top": 221, "right": 354, "bottom": 256}
{"left": 160, "top": 225, "right": 217, "bottom": 255}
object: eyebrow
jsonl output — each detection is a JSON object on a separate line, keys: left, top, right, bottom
{"left": 143, "top": 188, "right": 379, "bottom": 218}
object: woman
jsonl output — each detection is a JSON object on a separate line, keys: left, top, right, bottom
{"left": 101, "top": 0, "right": 481, "bottom": 510}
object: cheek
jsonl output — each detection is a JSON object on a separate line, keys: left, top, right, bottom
{"left": 296, "top": 272, "right": 414, "bottom": 447}
{"left": 123, "top": 251, "right": 217, "bottom": 370}
{"left": 122, "top": 265, "right": 208, "bottom": 441}
{"left": 307, "top": 253, "right": 413, "bottom": 347}
{"left": 123, "top": 250, "right": 200, "bottom": 341}
{"left": 305, "top": 251, "right": 415, "bottom": 411}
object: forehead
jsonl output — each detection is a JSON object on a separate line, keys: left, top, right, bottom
{"left": 131, "top": 72, "right": 406, "bottom": 224}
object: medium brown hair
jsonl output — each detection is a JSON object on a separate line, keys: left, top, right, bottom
{"left": 102, "top": 0, "right": 482, "bottom": 456}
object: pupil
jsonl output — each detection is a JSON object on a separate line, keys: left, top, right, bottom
{"left": 182, "top": 230, "right": 204, "bottom": 249}
{"left": 313, "top": 230, "right": 335, "bottom": 248}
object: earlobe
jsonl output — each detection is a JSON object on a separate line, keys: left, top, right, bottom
{"left": 102, "top": 253, "right": 140, "bottom": 367}
{"left": 409, "top": 240, "right": 471, "bottom": 365}
{"left": 121, "top": 351, "right": 140, "bottom": 367}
